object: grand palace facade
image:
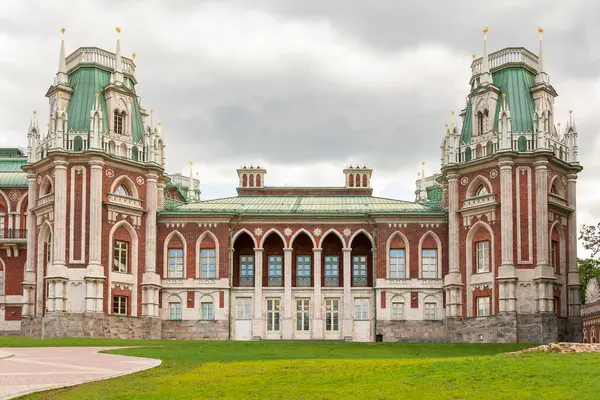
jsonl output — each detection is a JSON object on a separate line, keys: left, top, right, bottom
{"left": 0, "top": 28, "right": 584, "bottom": 343}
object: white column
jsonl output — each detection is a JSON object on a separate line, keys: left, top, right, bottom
{"left": 498, "top": 159, "right": 517, "bottom": 313}
{"left": 342, "top": 247, "right": 352, "bottom": 338}
{"left": 23, "top": 174, "right": 37, "bottom": 317}
{"left": 86, "top": 159, "right": 105, "bottom": 313}
{"left": 52, "top": 160, "right": 68, "bottom": 269}
{"left": 443, "top": 171, "right": 463, "bottom": 317}
{"left": 282, "top": 247, "right": 293, "bottom": 339}
{"left": 534, "top": 159, "right": 553, "bottom": 312}
{"left": 253, "top": 248, "right": 264, "bottom": 338}
{"left": 567, "top": 173, "right": 581, "bottom": 316}
{"left": 142, "top": 172, "right": 161, "bottom": 317}
{"left": 312, "top": 247, "right": 323, "bottom": 339}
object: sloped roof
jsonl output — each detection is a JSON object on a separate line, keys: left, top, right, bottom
{"left": 0, "top": 157, "right": 27, "bottom": 187}
{"left": 161, "top": 195, "right": 444, "bottom": 216}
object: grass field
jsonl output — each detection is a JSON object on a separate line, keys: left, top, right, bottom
{"left": 1, "top": 337, "right": 599, "bottom": 399}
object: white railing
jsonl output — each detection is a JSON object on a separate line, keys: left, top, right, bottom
{"left": 471, "top": 47, "right": 538, "bottom": 76}
{"left": 37, "top": 193, "right": 55, "bottom": 207}
{"left": 462, "top": 194, "right": 496, "bottom": 209}
{"left": 108, "top": 193, "right": 142, "bottom": 209}
{"left": 66, "top": 47, "right": 135, "bottom": 75}
{"left": 548, "top": 193, "right": 568, "bottom": 208}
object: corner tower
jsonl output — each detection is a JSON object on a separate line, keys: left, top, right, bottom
{"left": 21, "top": 28, "right": 166, "bottom": 336}
{"left": 440, "top": 28, "right": 582, "bottom": 343}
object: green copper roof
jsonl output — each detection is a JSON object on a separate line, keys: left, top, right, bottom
{"left": 461, "top": 67, "right": 536, "bottom": 143}
{"left": 161, "top": 195, "right": 444, "bottom": 216}
{"left": 0, "top": 157, "right": 27, "bottom": 187}
{"left": 67, "top": 67, "right": 144, "bottom": 143}
{"left": 426, "top": 185, "right": 442, "bottom": 201}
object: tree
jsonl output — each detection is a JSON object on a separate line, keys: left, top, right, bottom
{"left": 580, "top": 222, "right": 600, "bottom": 258}
{"left": 578, "top": 258, "right": 600, "bottom": 304}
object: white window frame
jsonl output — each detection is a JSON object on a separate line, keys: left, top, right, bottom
{"left": 325, "top": 298, "right": 339, "bottom": 331}
{"left": 240, "top": 255, "right": 254, "bottom": 282}
{"left": 169, "top": 302, "right": 181, "bottom": 320}
{"left": 389, "top": 249, "right": 406, "bottom": 279}
{"left": 113, "top": 240, "right": 128, "bottom": 273}
{"left": 391, "top": 301, "right": 404, "bottom": 321}
{"left": 266, "top": 298, "right": 281, "bottom": 331}
{"left": 421, "top": 249, "right": 437, "bottom": 279}
{"left": 167, "top": 248, "right": 184, "bottom": 278}
{"left": 424, "top": 302, "right": 436, "bottom": 320}
{"left": 0, "top": 270, "right": 4, "bottom": 296}
{"left": 296, "top": 255, "right": 311, "bottom": 286}
{"left": 200, "top": 248, "right": 216, "bottom": 278}
{"left": 551, "top": 240, "right": 558, "bottom": 272}
{"left": 352, "top": 255, "right": 367, "bottom": 282}
{"left": 201, "top": 302, "right": 214, "bottom": 320}
{"left": 324, "top": 255, "right": 339, "bottom": 284}
{"left": 296, "top": 298, "right": 310, "bottom": 331}
{"left": 236, "top": 297, "right": 251, "bottom": 320}
{"left": 476, "top": 241, "right": 490, "bottom": 273}
{"left": 354, "top": 298, "right": 369, "bottom": 320}
{"left": 268, "top": 255, "right": 283, "bottom": 286}
{"left": 477, "top": 296, "right": 490, "bottom": 317}
{"left": 113, "top": 295, "right": 127, "bottom": 315}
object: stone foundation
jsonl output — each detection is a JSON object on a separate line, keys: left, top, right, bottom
{"left": 21, "top": 314, "right": 162, "bottom": 340}
{"left": 377, "top": 320, "right": 446, "bottom": 342}
{"left": 517, "top": 313, "right": 558, "bottom": 344}
{"left": 162, "top": 320, "right": 229, "bottom": 340}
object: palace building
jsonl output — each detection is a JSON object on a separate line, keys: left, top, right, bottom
{"left": 0, "top": 28, "right": 583, "bottom": 343}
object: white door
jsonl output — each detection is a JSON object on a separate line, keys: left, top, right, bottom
{"left": 234, "top": 297, "right": 252, "bottom": 340}
{"left": 353, "top": 298, "right": 371, "bottom": 342}
{"left": 266, "top": 298, "right": 281, "bottom": 339}
{"left": 325, "top": 298, "right": 341, "bottom": 340}
{"left": 295, "top": 298, "right": 310, "bottom": 339}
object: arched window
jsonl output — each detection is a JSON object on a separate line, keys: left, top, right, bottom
{"left": 355, "top": 174, "right": 361, "bottom": 188}
{"left": 168, "top": 296, "right": 182, "bottom": 320}
{"left": 517, "top": 136, "right": 527, "bottom": 152}
{"left": 256, "top": 174, "right": 261, "bottom": 187}
{"left": 242, "top": 174, "right": 247, "bottom": 187}
{"left": 73, "top": 136, "right": 83, "bottom": 152}
{"left": 113, "top": 110, "right": 124, "bottom": 134}
{"left": 349, "top": 174, "right": 354, "bottom": 187}
{"left": 199, "top": 235, "right": 216, "bottom": 279}
{"left": 132, "top": 146, "right": 139, "bottom": 161}
{"left": 362, "top": 174, "right": 367, "bottom": 187}
{"left": 475, "top": 186, "right": 489, "bottom": 196}
{"left": 550, "top": 184, "right": 558, "bottom": 195}
{"left": 114, "top": 185, "right": 129, "bottom": 197}
{"left": 477, "top": 111, "right": 483, "bottom": 136}
{"left": 249, "top": 174, "right": 254, "bottom": 187}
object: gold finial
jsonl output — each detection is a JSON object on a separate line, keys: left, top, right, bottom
{"left": 58, "top": 92, "right": 62, "bottom": 98}
{"left": 189, "top": 161, "right": 193, "bottom": 166}
{"left": 33, "top": 110, "right": 37, "bottom": 119}
{"left": 132, "top": 52, "right": 136, "bottom": 60}
{"left": 116, "top": 27, "right": 121, "bottom": 34}
{"left": 95, "top": 92, "right": 99, "bottom": 98}
{"left": 421, "top": 161, "right": 425, "bottom": 166}
{"left": 538, "top": 27, "right": 544, "bottom": 40}
{"left": 158, "top": 121, "right": 162, "bottom": 126}
{"left": 569, "top": 109, "right": 573, "bottom": 114}
{"left": 557, "top": 122, "right": 561, "bottom": 127}
{"left": 445, "top": 123, "right": 448, "bottom": 127}
{"left": 417, "top": 172, "right": 421, "bottom": 177}
{"left": 61, "top": 27, "right": 65, "bottom": 39}
{"left": 483, "top": 27, "right": 489, "bottom": 39}
{"left": 502, "top": 93, "right": 506, "bottom": 98}
{"left": 472, "top": 53, "right": 476, "bottom": 59}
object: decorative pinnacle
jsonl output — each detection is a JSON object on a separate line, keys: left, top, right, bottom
{"left": 569, "top": 109, "right": 573, "bottom": 114}
{"left": 33, "top": 110, "right": 37, "bottom": 119}
{"left": 132, "top": 52, "right": 136, "bottom": 60}
{"left": 502, "top": 93, "right": 506, "bottom": 98}
{"left": 421, "top": 161, "right": 425, "bottom": 166}
{"left": 483, "top": 27, "right": 489, "bottom": 40}
{"left": 95, "top": 92, "right": 99, "bottom": 98}
{"left": 445, "top": 123, "right": 448, "bottom": 127}
{"left": 189, "top": 161, "right": 193, "bottom": 165}
{"left": 61, "top": 27, "right": 65, "bottom": 39}
{"left": 538, "top": 27, "right": 544, "bottom": 40}
{"left": 158, "top": 122, "right": 162, "bottom": 126}
{"left": 557, "top": 122, "right": 561, "bottom": 126}
{"left": 116, "top": 27, "right": 121, "bottom": 35}
{"left": 472, "top": 53, "right": 476, "bottom": 59}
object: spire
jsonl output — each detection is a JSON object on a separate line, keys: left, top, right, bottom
{"left": 113, "top": 27, "right": 123, "bottom": 85}
{"left": 57, "top": 28, "right": 68, "bottom": 85}
{"left": 187, "top": 162, "right": 196, "bottom": 202}
{"left": 480, "top": 27, "right": 493, "bottom": 85}
{"left": 567, "top": 109, "right": 579, "bottom": 164}
{"left": 419, "top": 162, "right": 427, "bottom": 202}
{"left": 535, "top": 28, "right": 549, "bottom": 85}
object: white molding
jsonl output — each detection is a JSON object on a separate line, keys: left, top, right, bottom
{"left": 516, "top": 166, "right": 533, "bottom": 264}
{"left": 68, "top": 166, "right": 86, "bottom": 264}
{"left": 418, "top": 231, "right": 443, "bottom": 279}
{"left": 317, "top": 228, "right": 346, "bottom": 248}
{"left": 385, "top": 231, "right": 411, "bottom": 279}
{"left": 259, "top": 228, "right": 287, "bottom": 248}
{"left": 107, "top": 220, "right": 138, "bottom": 316}
{"left": 196, "top": 231, "right": 220, "bottom": 279}
{"left": 465, "top": 221, "right": 496, "bottom": 317}
{"left": 163, "top": 230, "right": 187, "bottom": 279}
{"left": 289, "top": 228, "right": 317, "bottom": 249}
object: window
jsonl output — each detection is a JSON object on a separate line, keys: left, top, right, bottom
{"left": 167, "top": 248, "right": 184, "bottom": 278}
{"left": 424, "top": 302, "right": 436, "bottom": 320}
{"left": 324, "top": 255, "right": 339, "bottom": 286}
{"left": 114, "top": 185, "right": 129, "bottom": 197}
{"left": 551, "top": 241, "right": 558, "bottom": 272}
{"left": 353, "top": 255, "right": 367, "bottom": 284}
{"left": 45, "top": 234, "right": 52, "bottom": 264}
{"left": 0, "top": 214, "right": 5, "bottom": 238}
{"left": 113, "top": 110, "right": 124, "bottom": 134}
{"left": 0, "top": 270, "right": 4, "bottom": 296}
{"left": 296, "top": 255, "right": 311, "bottom": 287}
{"left": 392, "top": 302, "right": 404, "bottom": 320}
{"left": 169, "top": 302, "right": 181, "bottom": 320}
{"left": 240, "top": 255, "right": 254, "bottom": 283}
{"left": 354, "top": 298, "right": 369, "bottom": 320}
{"left": 266, "top": 298, "right": 280, "bottom": 331}
{"left": 475, "top": 185, "right": 489, "bottom": 196}
{"left": 113, "top": 240, "right": 128, "bottom": 273}
{"left": 390, "top": 249, "right": 406, "bottom": 279}
{"left": 477, "top": 111, "right": 483, "bottom": 136}
{"left": 477, "top": 297, "right": 490, "bottom": 317}
{"left": 476, "top": 241, "right": 489, "bottom": 273}
{"left": 421, "top": 249, "right": 437, "bottom": 279}
{"left": 113, "top": 295, "right": 127, "bottom": 315}
{"left": 236, "top": 298, "right": 251, "bottom": 320}
{"left": 325, "top": 299, "right": 339, "bottom": 331}
{"left": 296, "top": 299, "right": 310, "bottom": 331}
{"left": 268, "top": 255, "right": 282, "bottom": 286}
{"left": 201, "top": 302, "right": 213, "bottom": 320}
{"left": 200, "top": 249, "right": 216, "bottom": 278}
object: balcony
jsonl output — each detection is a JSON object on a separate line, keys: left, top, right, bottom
{"left": 471, "top": 47, "right": 538, "bottom": 77}
{"left": 107, "top": 193, "right": 143, "bottom": 210}
{"left": 66, "top": 47, "right": 135, "bottom": 75}
{"left": 548, "top": 193, "right": 569, "bottom": 209}
{"left": 37, "top": 193, "right": 55, "bottom": 207}
{"left": 0, "top": 229, "right": 27, "bottom": 245}
{"left": 461, "top": 194, "right": 497, "bottom": 210}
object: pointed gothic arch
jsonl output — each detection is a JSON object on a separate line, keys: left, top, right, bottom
{"left": 289, "top": 228, "right": 317, "bottom": 249}
{"left": 386, "top": 231, "right": 411, "bottom": 279}
{"left": 348, "top": 228, "right": 375, "bottom": 249}
{"left": 232, "top": 228, "right": 258, "bottom": 249}
{"left": 317, "top": 228, "right": 347, "bottom": 249}
{"left": 163, "top": 230, "right": 187, "bottom": 278}
{"left": 466, "top": 174, "right": 493, "bottom": 198}
{"left": 196, "top": 230, "right": 220, "bottom": 279}
{"left": 418, "top": 230, "right": 443, "bottom": 279}
{"left": 108, "top": 220, "right": 139, "bottom": 316}
{"left": 465, "top": 221, "right": 496, "bottom": 316}
{"left": 110, "top": 175, "right": 139, "bottom": 198}
{"left": 259, "top": 228, "right": 287, "bottom": 249}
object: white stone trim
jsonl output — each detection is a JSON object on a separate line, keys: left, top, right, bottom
{"left": 516, "top": 166, "right": 533, "bottom": 264}
{"left": 549, "top": 221, "right": 567, "bottom": 276}
{"left": 110, "top": 175, "right": 139, "bottom": 198}
{"left": 232, "top": 228, "right": 258, "bottom": 249}
{"left": 163, "top": 230, "right": 187, "bottom": 279}
{"left": 196, "top": 231, "right": 220, "bottom": 279}
{"left": 289, "top": 228, "right": 317, "bottom": 249}
{"left": 107, "top": 220, "right": 138, "bottom": 317}
{"left": 465, "top": 174, "right": 494, "bottom": 199}
{"left": 38, "top": 176, "right": 53, "bottom": 200}
{"left": 317, "top": 228, "right": 346, "bottom": 248}
{"left": 418, "top": 231, "right": 443, "bottom": 279}
{"left": 36, "top": 221, "right": 53, "bottom": 316}
{"left": 465, "top": 221, "right": 496, "bottom": 317}
{"left": 68, "top": 166, "right": 86, "bottom": 264}
{"left": 348, "top": 228, "right": 375, "bottom": 248}
{"left": 385, "top": 231, "right": 411, "bottom": 279}
{"left": 259, "top": 228, "right": 287, "bottom": 248}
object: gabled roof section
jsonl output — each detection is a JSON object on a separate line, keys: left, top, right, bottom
{"left": 161, "top": 195, "right": 444, "bottom": 216}
{"left": 0, "top": 155, "right": 27, "bottom": 188}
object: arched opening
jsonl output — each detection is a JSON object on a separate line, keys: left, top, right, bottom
{"left": 517, "top": 136, "right": 527, "bottom": 152}
{"left": 249, "top": 174, "right": 254, "bottom": 187}
{"left": 349, "top": 174, "right": 354, "bottom": 187}
{"left": 242, "top": 174, "right": 247, "bottom": 187}
{"left": 73, "top": 136, "right": 83, "bottom": 152}
{"left": 112, "top": 225, "right": 131, "bottom": 274}
{"left": 114, "top": 185, "right": 129, "bottom": 197}
{"left": 355, "top": 174, "right": 361, "bottom": 188}
{"left": 165, "top": 232, "right": 185, "bottom": 278}
{"left": 113, "top": 110, "right": 125, "bottom": 134}
{"left": 256, "top": 174, "right": 261, "bottom": 187}
{"left": 387, "top": 232, "right": 409, "bottom": 279}
{"left": 477, "top": 111, "right": 483, "bottom": 136}
{"left": 350, "top": 232, "right": 373, "bottom": 287}
{"left": 362, "top": 174, "right": 368, "bottom": 187}
{"left": 110, "top": 176, "right": 138, "bottom": 198}
{"left": 419, "top": 231, "right": 442, "bottom": 279}
{"left": 120, "top": 143, "right": 128, "bottom": 157}
{"left": 476, "top": 185, "right": 489, "bottom": 196}
{"left": 39, "top": 176, "right": 53, "bottom": 197}
{"left": 465, "top": 147, "right": 472, "bottom": 162}
{"left": 108, "top": 140, "right": 116, "bottom": 155}
{"left": 466, "top": 175, "right": 493, "bottom": 198}
{"left": 292, "top": 232, "right": 313, "bottom": 287}
{"left": 321, "top": 231, "right": 343, "bottom": 288}
{"left": 132, "top": 146, "right": 139, "bottom": 161}
{"left": 475, "top": 143, "right": 482, "bottom": 158}
{"left": 486, "top": 141, "right": 493, "bottom": 156}
{"left": 199, "top": 234, "right": 216, "bottom": 279}
{"left": 108, "top": 221, "right": 138, "bottom": 316}
{"left": 37, "top": 223, "right": 52, "bottom": 315}
{"left": 233, "top": 231, "right": 255, "bottom": 287}
{"left": 263, "top": 232, "right": 285, "bottom": 288}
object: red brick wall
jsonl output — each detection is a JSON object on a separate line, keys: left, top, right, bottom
{"left": 4, "top": 306, "right": 21, "bottom": 321}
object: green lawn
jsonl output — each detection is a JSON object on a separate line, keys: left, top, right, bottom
{"left": 1, "top": 337, "right": 598, "bottom": 399}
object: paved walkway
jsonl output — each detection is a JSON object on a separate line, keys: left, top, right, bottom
{"left": 0, "top": 347, "right": 161, "bottom": 399}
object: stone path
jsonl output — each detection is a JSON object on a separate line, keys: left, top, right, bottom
{"left": 0, "top": 347, "right": 161, "bottom": 399}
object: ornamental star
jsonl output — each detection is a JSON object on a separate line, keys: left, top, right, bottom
{"left": 313, "top": 228, "right": 322, "bottom": 237}
{"left": 284, "top": 227, "right": 292, "bottom": 237}
{"left": 254, "top": 228, "right": 263, "bottom": 237}
{"left": 343, "top": 228, "right": 351, "bottom": 237}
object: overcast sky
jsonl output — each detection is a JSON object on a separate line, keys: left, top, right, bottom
{"left": 1, "top": 1, "right": 599, "bottom": 255}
